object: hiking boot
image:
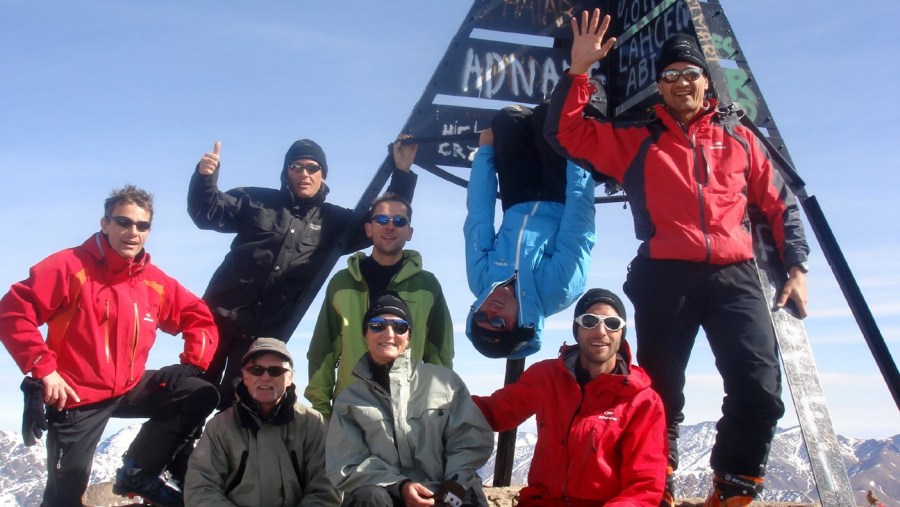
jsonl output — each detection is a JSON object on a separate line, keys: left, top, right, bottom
{"left": 113, "top": 456, "right": 184, "bottom": 507}
{"left": 704, "top": 472, "right": 763, "bottom": 507}
{"left": 659, "top": 466, "right": 675, "bottom": 507}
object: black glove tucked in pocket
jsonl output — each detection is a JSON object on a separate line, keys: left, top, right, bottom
{"left": 20, "top": 377, "right": 47, "bottom": 446}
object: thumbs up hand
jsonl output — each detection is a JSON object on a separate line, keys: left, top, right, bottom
{"left": 198, "top": 140, "right": 221, "bottom": 176}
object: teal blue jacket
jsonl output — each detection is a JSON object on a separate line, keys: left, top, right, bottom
{"left": 464, "top": 145, "right": 596, "bottom": 358}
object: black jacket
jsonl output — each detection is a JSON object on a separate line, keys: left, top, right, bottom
{"left": 188, "top": 160, "right": 416, "bottom": 341}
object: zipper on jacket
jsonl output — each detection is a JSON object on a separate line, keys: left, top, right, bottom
{"left": 511, "top": 202, "right": 539, "bottom": 325}
{"left": 129, "top": 303, "right": 139, "bottom": 384}
{"left": 690, "top": 131, "right": 712, "bottom": 262}
{"left": 103, "top": 300, "right": 111, "bottom": 364}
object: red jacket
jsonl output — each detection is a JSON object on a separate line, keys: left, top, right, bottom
{"left": 545, "top": 72, "right": 808, "bottom": 268}
{"left": 0, "top": 233, "right": 218, "bottom": 407}
{"left": 473, "top": 342, "right": 666, "bottom": 507}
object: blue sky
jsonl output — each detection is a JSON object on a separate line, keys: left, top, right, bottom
{"left": 0, "top": 0, "right": 898, "bottom": 442}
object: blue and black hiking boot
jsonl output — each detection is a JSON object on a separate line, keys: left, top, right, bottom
{"left": 112, "top": 456, "right": 184, "bottom": 507}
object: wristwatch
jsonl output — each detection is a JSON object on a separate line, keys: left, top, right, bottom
{"left": 792, "top": 261, "right": 809, "bottom": 274}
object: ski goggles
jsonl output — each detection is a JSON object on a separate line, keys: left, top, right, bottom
{"left": 474, "top": 311, "right": 507, "bottom": 331}
{"left": 244, "top": 365, "right": 291, "bottom": 377}
{"left": 109, "top": 215, "right": 152, "bottom": 232}
{"left": 370, "top": 214, "right": 409, "bottom": 227}
{"left": 659, "top": 66, "right": 704, "bottom": 84}
{"left": 366, "top": 317, "right": 410, "bottom": 334}
{"left": 574, "top": 314, "right": 627, "bottom": 331}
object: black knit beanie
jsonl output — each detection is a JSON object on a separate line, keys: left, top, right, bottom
{"left": 363, "top": 292, "right": 413, "bottom": 334}
{"left": 657, "top": 33, "right": 709, "bottom": 79}
{"left": 283, "top": 139, "right": 328, "bottom": 178}
{"left": 572, "top": 288, "right": 627, "bottom": 339}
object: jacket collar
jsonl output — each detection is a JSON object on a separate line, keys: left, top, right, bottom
{"left": 352, "top": 348, "right": 415, "bottom": 397}
{"left": 653, "top": 98, "right": 720, "bottom": 133}
{"left": 234, "top": 382, "right": 297, "bottom": 430}
{"left": 559, "top": 339, "right": 635, "bottom": 379}
{"left": 346, "top": 250, "right": 423, "bottom": 283}
{"left": 281, "top": 172, "right": 330, "bottom": 208}
{"left": 84, "top": 232, "right": 148, "bottom": 278}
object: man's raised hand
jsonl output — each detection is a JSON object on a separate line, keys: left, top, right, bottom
{"left": 392, "top": 134, "right": 417, "bottom": 173}
{"left": 569, "top": 9, "right": 617, "bottom": 76}
{"left": 198, "top": 141, "right": 221, "bottom": 176}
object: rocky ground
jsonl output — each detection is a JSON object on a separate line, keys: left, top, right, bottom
{"left": 83, "top": 483, "right": 824, "bottom": 507}
{"left": 483, "top": 487, "right": 821, "bottom": 507}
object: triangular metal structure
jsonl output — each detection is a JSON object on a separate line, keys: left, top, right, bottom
{"left": 284, "top": 2, "right": 897, "bottom": 504}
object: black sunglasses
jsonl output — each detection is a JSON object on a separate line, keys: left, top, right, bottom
{"left": 288, "top": 162, "right": 323, "bottom": 174}
{"left": 574, "top": 314, "right": 627, "bottom": 331}
{"left": 474, "top": 311, "right": 507, "bottom": 331}
{"left": 109, "top": 215, "right": 152, "bottom": 232}
{"left": 659, "top": 67, "right": 704, "bottom": 84}
{"left": 370, "top": 214, "right": 409, "bottom": 227}
{"left": 244, "top": 365, "right": 291, "bottom": 377}
{"left": 366, "top": 317, "right": 410, "bottom": 334}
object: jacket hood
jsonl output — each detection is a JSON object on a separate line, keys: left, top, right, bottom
{"left": 465, "top": 274, "right": 542, "bottom": 359}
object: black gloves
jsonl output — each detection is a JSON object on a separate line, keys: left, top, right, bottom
{"left": 20, "top": 377, "right": 47, "bottom": 446}
{"left": 156, "top": 364, "right": 202, "bottom": 392}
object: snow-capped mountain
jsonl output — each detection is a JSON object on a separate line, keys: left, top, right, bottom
{"left": 0, "top": 422, "right": 896, "bottom": 506}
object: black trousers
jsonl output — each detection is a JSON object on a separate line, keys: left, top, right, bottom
{"left": 202, "top": 324, "right": 253, "bottom": 410}
{"left": 623, "top": 256, "right": 785, "bottom": 477}
{"left": 341, "top": 484, "right": 480, "bottom": 507}
{"left": 42, "top": 371, "right": 218, "bottom": 507}
{"left": 491, "top": 103, "right": 567, "bottom": 211}
{"left": 341, "top": 485, "right": 404, "bottom": 507}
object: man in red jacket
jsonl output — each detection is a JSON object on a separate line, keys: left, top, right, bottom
{"left": 473, "top": 289, "right": 667, "bottom": 507}
{"left": 0, "top": 185, "right": 219, "bottom": 507}
{"left": 544, "top": 10, "right": 811, "bottom": 507}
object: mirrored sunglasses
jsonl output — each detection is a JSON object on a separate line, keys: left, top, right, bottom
{"left": 474, "top": 311, "right": 507, "bottom": 331}
{"left": 574, "top": 314, "right": 626, "bottom": 331}
{"left": 366, "top": 317, "right": 410, "bottom": 334}
{"left": 288, "top": 162, "right": 323, "bottom": 174}
{"left": 244, "top": 365, "right": 291, "bottom": 377}
{"left": 659, "top": 67, "right": 704, "bottom": 84}
{"left": 109, "top": 215, "right": 152, "bottom": 232}
{"left": 370, "top": 214, "right": 409, "bottom": 227}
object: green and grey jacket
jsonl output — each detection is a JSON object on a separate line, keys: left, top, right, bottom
{"left": 305, "top": 250, "right": 454, "bottom": 418}
{"left": 326, "top": 350, "right": 493, "bottom": 505}
{"left": 185, "top": 384, "right": 340, "bottom": 507}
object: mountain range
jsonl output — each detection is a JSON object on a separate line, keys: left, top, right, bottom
{"left": 0, "top": 422, "right": 896, "bottom": 506}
